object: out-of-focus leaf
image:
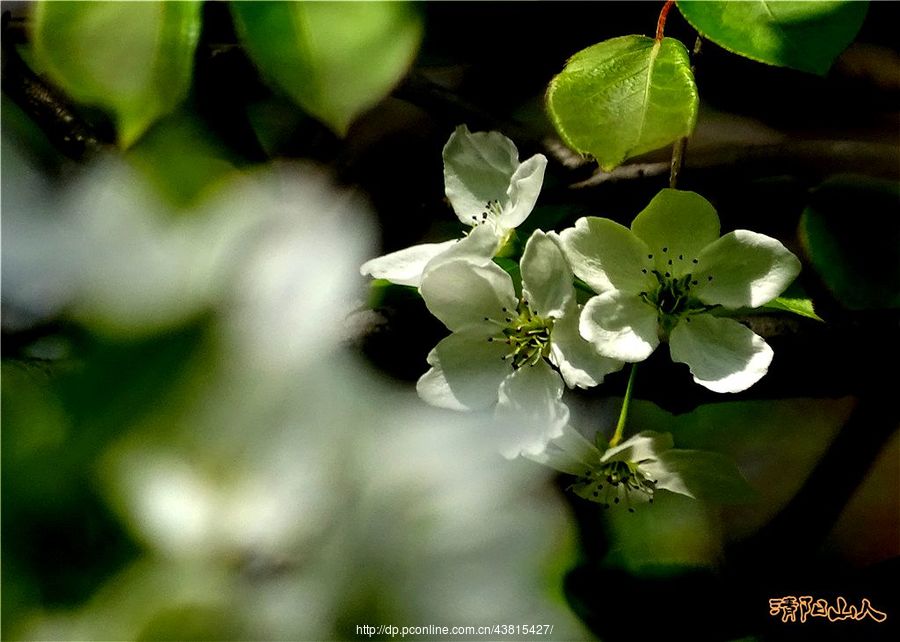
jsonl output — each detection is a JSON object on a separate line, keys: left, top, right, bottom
{"left": 31, "top": 0, "right": 202, "bottom": 147}
{"left": 367, "top": 279, "right": 419, "bottom": 309}
{"left": 546, "top": 36, "right": 698, "bottom": 171}
{"left": 630, "top": 397, "right": 854, "bottom": 537}
{"left": 656, "top": 450, "right": 756, "bottom": 503}
{"left": 676, "top": 0, "right": 868, "bottom": 76}
{"left": 799, "top": 176, "right": 900, "bottom": 310}
{"left": 231, "top": 1, "right": 423, "bottom": 136}
{"left": 761, "top": 296, "right": 823, "bottom": 321}
{"left": 126, "top": 112, "right": 238, "bottom": 208}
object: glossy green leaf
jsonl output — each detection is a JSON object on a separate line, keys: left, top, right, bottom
{"left": 800, "top": 176, "right": 900, "bottom": 310}
{"left": 231, "top": 1, "right": 423, "bottom": 136}
{"left": 31, "top": 1, "right": 202, "bottom": 147}
{"left": 676, "top": 0, "right": 867, "bottom": 76}
{"left": 546, "top": 35, "right": 698, "bottom": 171}
{"left": 761, "top": 296, "right": 823, "bottom": 321}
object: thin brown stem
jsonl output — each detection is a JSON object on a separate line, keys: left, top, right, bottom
{"left": 655, "top": 0, "right": 675, "bottom": 41}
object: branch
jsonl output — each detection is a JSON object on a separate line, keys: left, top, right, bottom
{"left": 563, "top": 140, "right": 900, "bottom": 189}
{"left": 1, "top": 12, "right": 109, "bottom": 160}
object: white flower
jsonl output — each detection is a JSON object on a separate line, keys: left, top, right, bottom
{"left": 529, "top": 426, "right": 696, "bottom": 510}
{"left": 560, "top": 189, "right": 802, "bottom": 393}
{"left": 360, "top": 124, "right": 548, "bottom": 287}
{"left": 417, "top": 230, "right": 622, "bottom": 457}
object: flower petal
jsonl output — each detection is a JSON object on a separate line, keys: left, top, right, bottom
{"left": 416, "top": 331, "right": 512, "bottom": 411}
{"left": 560, "top": 217, "right": 655, "bottom": 294}
{"left": 521, "top": 230, "right": 573, "bottom": 319}
{"left": 421, "top": 259, "right": 517, "bottom": 332}
{"left": 494, "top": 360, "right": 569, "bottom": 458}
{"left": 443, "top": 125, "right": 519, "bottom": 223}
{"left": 647, "top": 450, "right": 755, "bottom": 502}
{"left": 580, "top": 291, "right": 659, "bottom": 362}
{"left": 424, "top": 223, "right": 502, "bottom": 275}
{"left": 360, "top": 240, "right": 458, "bottom": 287}
{"left": 525, "top": 422, "right": 602, "bottom": 475}
{"left": 630, "top": 189, "right": 720, "bottom": 278}
{"left": 601, "top": 430, "right": 674, "bottom": 464}
{"left": 669, "top": 315, "right": 774, "bottom": 393}
{"left": 498, "top": 153, "right": 547, "bottom": 229}
{"left": 550, "top": 302, "right": 624, "bottom": 388}
{"left": 693, "top": 230, "right": 802, "bottom": 308}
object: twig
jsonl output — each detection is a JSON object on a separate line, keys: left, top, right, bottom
{"left": 568, "top": 140, "right": 900, "bottom": 189}
{"left": 1, "top": 12, "right": 109, "bottom": 159}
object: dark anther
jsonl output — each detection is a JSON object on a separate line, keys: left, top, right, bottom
{"left": 505, "top": 318, "right": 512, "bottom": 323}
{"left": 593, "top": 491, "right": 599, "bottom": 497}
{"left": 665, "top": 272, "right": 671, "bottom": 278}
{"left": 628, "top": 508, "right": 635, "bottom": 513}
{"left": 692, "top": 280, "right": 698, "bottom": 286}
{"left": 708, "top": 276, "right": 714, "bottom": 281}
{"left": 685, "top": 317, "right": 691, "bottom": 323}
{"left": 501, "top": 307, "right": 508, "bottom": 312}
{"left": 662, "top": 247, "right": 668, "bottom": 252}
{"left": 614, "top": 497, "right": 620, "bottom": 504}
{"left": 648, "top": 254, "right": 653, "bottom": 259}
{"left": 649, "top": 498, "right": 654, "bottom": 504}
{"left": 484, "top": 317, "right": 490, "bottom": 321}
{"left": 692, "top": 258, "right": 699, "bottom": 264}
{"left": 641, "top": 268, "right": 648, "bottom": 274}
{"left": 667, "top": 259, "right": 673, "bottom": 265}
{"left": 487, "top": 337, "right": 493, "bottom": 342}
{"left": 679, "top": 254, "right": 684, "bottom": 260}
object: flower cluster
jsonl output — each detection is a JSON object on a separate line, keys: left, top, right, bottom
{"left": 360, "top": 126, "right": 801, "bottom": 501}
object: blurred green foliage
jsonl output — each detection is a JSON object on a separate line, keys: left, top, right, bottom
{"left": 31, "top": 1, "right": 202, "bottom": 146}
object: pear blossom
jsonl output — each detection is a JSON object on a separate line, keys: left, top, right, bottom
{"left": 560, "top": 189, "right": 802, "bottom": 393}
{"left": 530, "top": 423, "right": 752, "bottom": 509}
{"left": 417, "top": 230, "right": 622, "bottom": 457}
{"left": 360, "top": 125, "right": 547, "bottom": 287}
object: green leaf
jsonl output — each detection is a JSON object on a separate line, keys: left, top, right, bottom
{"left": 657, "top": 450, "right": 756, "bottom": 503}
{"left": 231, "top": 1, "right": 423, "bottom": 136}
{"left": 546, "top": 35, "right": 698, "bottom": 171}
{"left": 799, "top": 176, "right": 900, "bottom": 310}
{"left": 676, "top": 0, "right": 868, "bottom": 76}
{"left": 126, "top": 112, "right": 238, "bottom": 208}
{"left": 761, "top": 296, "right": 823, "bottom": 322}
{"left": 31, "top": 0, "right": 202, "bottom": 147}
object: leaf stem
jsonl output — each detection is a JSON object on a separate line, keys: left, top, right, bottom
{"left": 669, "top": 137, "right": 688, "bottom": 188}
{"left": 610, "top": 363, "right": 638, "bottom": 447}
{"left": 655, "top": 0, "right": 675, "bottom": 41}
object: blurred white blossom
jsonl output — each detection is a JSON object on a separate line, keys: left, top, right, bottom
{"left": 7, "top": 152, "right": 586, "bottom": 641}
